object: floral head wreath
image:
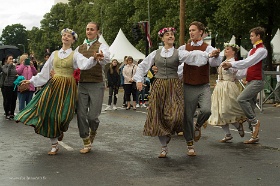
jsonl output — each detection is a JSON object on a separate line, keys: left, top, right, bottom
{"left": 61, "top": 28, "right": 78, "bottom": 41}
{"left": 158, "top": 27, "right": 176, "bottom": 37}
{"left": 224, "top": 43, "right": 240, "bottom": 51}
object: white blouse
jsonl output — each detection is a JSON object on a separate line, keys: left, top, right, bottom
{"left": 133, "top": 46, "right": 209, "bottom": 83}
{"left": 30, "top": 48, "right": 105, "bottom": 87}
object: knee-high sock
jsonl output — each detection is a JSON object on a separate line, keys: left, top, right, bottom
{"left": 158, "top": 136, "right": 167, "bottom": 147}
{"left": 221, "top": 124, "right": 231, "bottom": 136}
{"left": 50, "top": 138, "right": 58, "bottom": 145}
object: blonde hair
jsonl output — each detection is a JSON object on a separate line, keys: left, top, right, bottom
{"left": 19, "top": 53, "right": 28, "bottom": 63}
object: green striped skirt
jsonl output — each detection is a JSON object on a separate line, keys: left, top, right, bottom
{"left": 143, "top": 78, "right": 184, "bottom": 136}
{"left": 15, "top": 76, "right": 77, "bottom": 138}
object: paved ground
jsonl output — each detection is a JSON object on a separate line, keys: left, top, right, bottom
{"left": 0, "top": 88, "right": 279, "bottom": 186}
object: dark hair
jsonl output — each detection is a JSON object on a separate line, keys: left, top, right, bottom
{"left": 249, "top": 27, "right": 265, "bottom": 40}
{"left": 189, "top": 21, "right": 205, "bottom": 36}
{"left": 44, "top": 53, "right": 51, "bottom": 57}
{"left": 5, "top": 54, "right": 13, "bottom": 61}
{"left": 110, "top": 59, "right": 119, "bottom": 74}
{"left": 138, "top": 59, "right": 143, "bottom": 64}
{"left": 87, "top": 22, "right": 100, "bottom": 31}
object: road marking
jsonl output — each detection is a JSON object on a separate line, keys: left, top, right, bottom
{"left": 213, "top": 126, "right": 251, "bottom": 134}
{"left": 58, "top": 141, "right": 74, "bottom": 151}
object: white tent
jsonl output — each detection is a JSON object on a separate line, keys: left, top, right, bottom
{"left": 271, "top": 28, "right": 280, "bottom": 62}
{"left": 109, "top": 28, "right": 145, "bottom": 62}
{"left": 220, "top": 35, "right": 249, "bottom": 58}
{"left": 98, "top": 34, "right": 109, "bottom": 47}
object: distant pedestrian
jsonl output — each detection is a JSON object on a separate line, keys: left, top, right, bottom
{"left": 105, "top": 59, "right": 120, "bottom": 111}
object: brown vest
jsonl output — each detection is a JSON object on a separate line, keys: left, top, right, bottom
{"left": 183, "top": 43, "right": 209, "bottom": 85}
{"left": 78, "top": 41, "right": 103, "bottom": 82}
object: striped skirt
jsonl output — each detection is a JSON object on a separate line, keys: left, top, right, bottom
{"left": 143, "top": 78, "right": 184, "bottom": 136}
{"left": 15, "top": 76, "right": 77, "bottom": 138}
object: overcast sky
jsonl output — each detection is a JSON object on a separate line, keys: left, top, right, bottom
{"left": 0, "top": 0, "right": 54, "bottom": 36}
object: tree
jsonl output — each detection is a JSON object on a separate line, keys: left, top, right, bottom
{"left": 0, "top": 24, "right": 28, "bottom": 53}
{"left": 212, "top": 0, "right": 280, "bottom": 70}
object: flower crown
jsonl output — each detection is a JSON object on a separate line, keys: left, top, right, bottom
{"left": 158, "top": 27, "right": 176, "bottom": 37}
{"left": 61, "top": 28, "right": 78, "bottom": 41}
{"left": 224, "top": 43, "right": 240, "bottom": 51}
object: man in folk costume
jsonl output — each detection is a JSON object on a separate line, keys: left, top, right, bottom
{"left": 178, "top": 21, "right": 222, "bottom": 156}
{"left": 222, "top": 27, "right": 267, "bottom": 144}
{"left": 76, "top": 22, "right": 110, "bottom": 153}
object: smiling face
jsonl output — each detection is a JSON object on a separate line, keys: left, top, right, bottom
{"left": 61, "top": 32, "right": 75, "bottom": 45}
{"left": 161, "top": 31, "right": 175, "bottom": 46}
{"left": 86, "top": 23, "right": 99, "bottom": 40}
{"left": 224, "top": 46, "right": 235, "bottom": 58}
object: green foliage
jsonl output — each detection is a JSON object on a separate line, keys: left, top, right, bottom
{"left": 0, "top": 24, "right": 28, "bottom": 53}
{"left": 1, "top": 0, "right": 280, "bottom": 67}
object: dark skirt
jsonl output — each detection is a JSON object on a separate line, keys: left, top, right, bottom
{"left": 143, "top": 78, "right": 183, "bottom": 136}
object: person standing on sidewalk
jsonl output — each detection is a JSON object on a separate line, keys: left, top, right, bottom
{"left": 178, "top": 21, "right": 222, "bottom": 156}
{"left": 76, "top": 22, "right": 110, "bottom": 153}
{"left": 105, "top": 59, "right": 120, "bottom": 111}
{"left": 221, "top": 26, "right": 267, "bottom": 144}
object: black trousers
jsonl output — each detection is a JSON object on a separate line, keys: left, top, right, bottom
{"left": 3, "top": 86, "right": 17, "bottom": 115}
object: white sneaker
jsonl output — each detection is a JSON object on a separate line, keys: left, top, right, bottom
{"left": 141, "top": 103, "right": 146, "bottom": 108}
{"left": 136, "top": 104, "right": 140, "bottom": 108}
{"left": 113, "top": 105, "right": 117, "bottom": 110}
{"left": 105, "top": 106, "right": 112, "bottom": 111}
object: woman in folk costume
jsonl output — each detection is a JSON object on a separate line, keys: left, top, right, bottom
{"left": 15, "top": 28, "right": 104, "bottom": 155}
{"left": 207, "top": 43, "right": 247, "bottom": 142}
{"left": 133, "top": 27, "right": 211, "bottom": 158}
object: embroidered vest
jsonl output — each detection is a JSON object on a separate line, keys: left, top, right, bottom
{"left": 183, "top": 43, "right": 209, "bottom": 85}
{"left": 246, "top": 43, "right": 264, "bottom": 82}
{"left": 78, "top": 41, "right": 103, "bottom": 82}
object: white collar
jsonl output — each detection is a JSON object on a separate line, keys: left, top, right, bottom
{"left": 59, "top": 48, "right": 73, "bottom": 54}
{"left": 191, "top": 40, "right": 203, "bottom": 46}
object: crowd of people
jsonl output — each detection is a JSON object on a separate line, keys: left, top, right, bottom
{"left": 0, "top": 20, "right": 273, "bottom": 159}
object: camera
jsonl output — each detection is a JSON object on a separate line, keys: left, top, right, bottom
{"left": 25, "top": 58, "right": 30, "bottom": 65}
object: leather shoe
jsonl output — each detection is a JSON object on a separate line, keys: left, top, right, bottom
{"left": 194, "top": 126, "right": 201, "bottom": 142}
{"left": 244, "top": 137, "right": 259, "bottom": 144}
{"left": 187, "top": 145, "right": 196, "bottom": 156}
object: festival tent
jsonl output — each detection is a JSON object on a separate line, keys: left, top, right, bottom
{"left": 109, "top": 28, "right": 145, "bottom": 62}
{"left": 98, "top": 34, "right": 109, "bottom": 47}
{"left": 271, "top": 28, "right": 280, "bottom": 62}
{"left": 220, "top": 35, "right": 249, "bottom": 58}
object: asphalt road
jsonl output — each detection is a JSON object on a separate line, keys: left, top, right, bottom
{"left": 0, "top": 88, "right": 279, "bottom": 186}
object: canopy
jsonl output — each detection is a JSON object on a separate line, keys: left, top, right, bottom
{"left": 271, "top": 28, "right": 280, "bottom": 62}
{"left": 220, "top": 35, "right": 248, "bottom": 58}
{"left": 109, "top": 29, "right": 145, "bottom": 62}
{"left": 98, "top": 34, "right": 109, "bottom": 47}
